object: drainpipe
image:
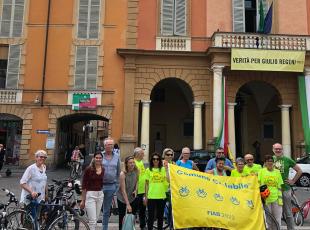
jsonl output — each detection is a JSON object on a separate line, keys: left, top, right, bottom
{"left": 40, "top": 0, "right": 51, "bottom": 106}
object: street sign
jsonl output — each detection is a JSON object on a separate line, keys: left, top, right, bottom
{"left": 36, "top": 130, "right": 50, "bottom": 134}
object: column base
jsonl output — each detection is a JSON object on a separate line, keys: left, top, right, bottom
{"left": 119, "top": 135, "right": 137, "bottom": 161}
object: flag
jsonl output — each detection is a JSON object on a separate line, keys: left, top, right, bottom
{"left": 258, "top": 0, "right": 265, "bottom": 33}
{"left": 263, "top": 2, "right": 273, "bottom": 34}
{"left": 215, "top": 77, "right": 227, "bottom": 154}
{"left": 298, "top": 76, "right": 310, "bottom": 154}
{"left": 72, "top": 93, "right": 97, "bottom": 110}
{"left": 169, "top": 164, "right": 265, "bottom": 229}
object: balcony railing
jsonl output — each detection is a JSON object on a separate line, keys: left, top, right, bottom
{"left": 156, "top": 36, "right": 191, "bottom": 51}
{"left": 212, "top": 32, "right": 310, "bottom": 50}
{"left": 0, "top": 89, "right": 22, "bottom": 104}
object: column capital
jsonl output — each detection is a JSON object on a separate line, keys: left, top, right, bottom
{"left": 141, "top": 100, "right": 151, "bottom": 106}
{"left": 304, "top": 66, "right": 310, "bottom": 76}
{"left": 193, "top": 101, "right": 204, "bottom": 107}
{"left": 227, "top": 102, "right": 237, "bottom": 108}
{"left": 279, "top": 104, "right": 292, "bottom": 111}
{"left": 211, "top": 64, "right": 225, "bottom": 73}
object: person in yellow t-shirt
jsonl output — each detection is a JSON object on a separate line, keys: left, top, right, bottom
{"left": 134, "top": 147, "right": 147, "bottom": 229}
{"left": 258, "top": 155, "right": 283, "bottom": 228}
{"left": 231, "top": 157, "right": 249, "bottom": 177}
{"left": 144, "top": 152, "right": 169, "bottom": 230}
{"left": 244, "top": 153, "right": 262, "bottom": 175}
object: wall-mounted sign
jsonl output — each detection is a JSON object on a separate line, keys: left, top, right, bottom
{"left": 72, "top": 93, "right": 97, "bottom": 110}
{"left": 37, "top": 130, "right": 50, "bottom": 134}
{"left": 46, "top": 136, "right": 55, "bottom": 149}
{"left": 231, "top": 48, "right": 305, "bottom": 72}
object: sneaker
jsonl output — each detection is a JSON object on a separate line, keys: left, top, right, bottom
{"left": 97, "top": 219, "right": 102, "bottom": 223}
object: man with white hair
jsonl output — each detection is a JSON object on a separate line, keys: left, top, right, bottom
{"left": 273, "top": 143, "right": 302, "bottom": 230}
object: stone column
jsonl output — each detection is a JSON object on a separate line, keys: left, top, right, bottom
{"left": 141, "top": 100, "right": 151, "bottom": 162}
{"left": 279, "top": 105, "right": 292, "bottom": 157}
{"left": 228, "top": 103, "right": 237, "bottom": 159}
{"left": 193, "top": 101, "right": 204, "bottom": 150}
{"left": 212, "top": 65, "right": 225, "bottom": 139}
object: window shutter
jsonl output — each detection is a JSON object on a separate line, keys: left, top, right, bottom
{"left": 0, "top": 1, "right": 12, "bottom": 37}
{"left": 232, "top": 0, "right": 245, "bottom": 32}
{"left": 12, "top": 0, "right": 25, "bottom": 37}
{"left": 86, "top": 47, "right": 97, "bottom": 89}
{"left": 161, "top": 0, "right": 174, "bottom": 36}
{"left": 89, "top": 0, "right": 100, "bottom": 39}
{"left": 174, "top": 0, "right": 186, "bottom": 36}
{"left": 6, "top": 44, "right": 21, "bottom": 89}
{"left": 77, "top": 0, "right": 89, "bottom": 38}
{"left": 74, "top": 46, "right": 87, "bottom": 89}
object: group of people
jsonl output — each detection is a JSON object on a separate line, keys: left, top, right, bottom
{"left": 19, "top": 139, "right": 303, "bottom": 230}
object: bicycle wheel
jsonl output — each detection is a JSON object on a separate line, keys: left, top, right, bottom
{"left": 48, "top": 213, "right": 90, "bottom": 230}
{"left": 70, "top": 166, "right": 77, "bottom": 179}
{"left": 301, "top": 201, "right": 310, "bottom": 220}
{"left": 264, "top": 206, "right": 280, "bottom": 230}
{"left": 291, "top": 200, "right": 304, "bottom": 226}
{"left": 6, "top": 209, "right": 35, "bottom": 230}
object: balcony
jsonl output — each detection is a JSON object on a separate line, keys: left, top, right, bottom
{"left": 212, "top": 32, "right": 310, "bottom": 51}
{"left": 0, "top": 89, "right": 22, "bottom": 104}
{"left": 156, "top": 36, "right": 191, "bottom": 51}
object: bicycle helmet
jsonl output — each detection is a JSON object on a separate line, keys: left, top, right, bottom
{"left": 260, "top": 185, "right": 270, "bottom": 199}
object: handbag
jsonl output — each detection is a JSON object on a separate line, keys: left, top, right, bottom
{"left": 122, "top": 213, "right": 136, "bottom": 230}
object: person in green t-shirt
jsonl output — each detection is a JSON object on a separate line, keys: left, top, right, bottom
{"left": 258, "top": 155, "right": 283, "bottom": 228}
{"left": 244, "top": 153, "right": 262, "bottom": 175}
{"left": 144, "top": 152, "right": 169, "bottom": 230}
{"left": 272, "top": 143, "right": 302, "bottom": 230}
{"left": 231, "top": 157, "right": 249, "bottom": 177}
{"left": 134, "top": 147, "right": 147, "bottom": 229}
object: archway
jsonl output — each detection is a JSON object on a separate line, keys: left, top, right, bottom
{"left": 56, "top": 113, "right": 109, "bottom": 166}
{"left": 148, "top": 78, "right": 195, "bottom": 154}
{"left": 0, "top": 113, "right": 22, "bottom": 165}
{"left": 235, "top": 81, "right": 282, "bottom": 163}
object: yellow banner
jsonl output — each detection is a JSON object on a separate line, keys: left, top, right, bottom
{"left": 169, "top": 164, "right": 265, "bottom": 230}
{"left": 231, "top": 48, "right": 305, "bottom": 72}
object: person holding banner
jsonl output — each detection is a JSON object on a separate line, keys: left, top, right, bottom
{"left": 176, "top": 147, "right": 199, "bottom": 170}
{"left": 144, "top": 152, "right": 169, "bottom": 230}
{"left": 162, "top": 148, "right": 175, "bottom": 168}
{"left": 206, "top": 157, "right": 227, "bottom": 176}
{"left": 258, "top": 155, "right": 283, "bottom": 228}
{"left": 231, "top": 157, "right": 249, "bottom": 177}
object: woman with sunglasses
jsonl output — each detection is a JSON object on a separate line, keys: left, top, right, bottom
{"left": 20, "top": 150, "right": 48, "bottom": 203}
{"left": 162, "top": 148, "right": 175, "bottom": 169}
{"left": 145, "top": 152, "right": 169, "bottom": 230}
{"left": 116, "top": 156, "right": 139, "bottom": 230}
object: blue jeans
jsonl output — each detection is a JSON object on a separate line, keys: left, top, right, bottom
{"left": 102, "top": 184, "right": 117, "bottom": 230}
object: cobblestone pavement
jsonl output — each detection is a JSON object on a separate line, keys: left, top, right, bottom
{"left": 0, "top": 166, "right": 309, "bottom": 229}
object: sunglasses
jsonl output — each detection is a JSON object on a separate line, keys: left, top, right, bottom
{"left": 166, "top": 154, "right": 173, "bottom": 156}
{"left": 152, "top": 158, "right": 160, "bottom": 161}
{"left": 38, "top": 156, "right": 47, "bottom": 159}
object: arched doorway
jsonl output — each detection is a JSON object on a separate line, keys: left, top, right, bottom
{"left": 0, "top": 113, "right": 22, "bottom": 165}
{"left": 148, "top": 78, "right": 194, "bottom": 154}
{"left": 235, "top": 81, "right": 282, "bottom": 163}
{"left": 56, "top": 113, "right": 109, "bottom": 166}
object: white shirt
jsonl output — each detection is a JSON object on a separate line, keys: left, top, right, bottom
{"left": 20, "top": 163, "right": 47, "bottom": 203}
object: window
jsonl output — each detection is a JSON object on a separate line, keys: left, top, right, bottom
{"left": 77, "top": 0, "right": 100, "bottom": 39}
{"left": 233, "top": 0, "right": 268, "bottom": 32}
{"left": 74, "top": 46, "right": 98, "bottom": 89}
{"left": 0, "top": 0, "right": 25, "bottom": 37}
{"left": 263, "top": 121, "right": 274, "bottom": 139}
{"left": 183, "top": 120, "right": 193, "bottom": 137}
{"left": 161, "top": 0, "right": 186, "bottom": 36}
{"left": 0, "top": 45, "right": 20, "bottom": 89}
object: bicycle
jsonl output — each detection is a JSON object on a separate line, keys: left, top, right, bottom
{"left": 299, "top": 188, "right": 310, "bottom": 221}
{"left": 281, "top": 185, "right": 304, "bottom": 226}
{"left": 69, "top": 159, "right": 84, "bottom": 179}
{"left": 0, "top": 188, "right": 20, "bottom": 229}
